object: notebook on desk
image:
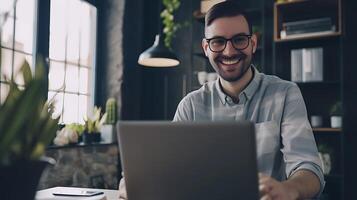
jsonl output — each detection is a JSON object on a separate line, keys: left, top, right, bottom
{"left": 35, "top": 187, "right": 109, "bottom": 200}
{"left": 117, "top": 121, "right": 259, "bottom": 200}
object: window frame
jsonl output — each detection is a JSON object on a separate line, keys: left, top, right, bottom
{"left": 0, "top": 0, "right": 37, "bottom": 97}
{"left": 0, "top": 0, "right": 98, "bottom": 123}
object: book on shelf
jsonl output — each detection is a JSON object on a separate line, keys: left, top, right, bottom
{"left": 291, "top": 47, "right": 323, "bottom": 82}
{"left": 291, "top": 49, "right": 303, "bottom": 82}
{"left": 283, "top": 17, "right": 332, "bottom": 28}
{"left": 280, "top": 29, "right": 336, "bottom": 40}
{"left": 285, "top": 25, "right": 334, "bottom": 35}
{"left": 283, "top": 17, "right": 332, "bottom": 30}
{"left": 281, "top": 17, "right": 336, "bottom": 39}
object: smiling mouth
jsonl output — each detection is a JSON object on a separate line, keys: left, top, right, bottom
{"left": 220, "top": 57, "right": 242, "bottom": 65}
{"left": 218, "top": 55, "right": 245, "bottom": 66}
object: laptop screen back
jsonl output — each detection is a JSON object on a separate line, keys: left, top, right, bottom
{"left": 118, "top": 121, "right": 259, "bottom": 200}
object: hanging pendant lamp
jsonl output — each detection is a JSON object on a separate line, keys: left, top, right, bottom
{"left": 138, "top": 34, "right": 180, "bottom": 67}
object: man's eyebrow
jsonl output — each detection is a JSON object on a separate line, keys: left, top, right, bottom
{"left": 206, "top": 32, "right": 250, "bottom": 39}
{"left": 235, "top": 32, "right": 251, "bottom": 36}
{"left": 205, "top": 35, "right": 224, "bottom": 39}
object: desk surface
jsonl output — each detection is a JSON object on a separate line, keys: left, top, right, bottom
{"left": 36, "top": 187, "right": 118, "bottom": 200}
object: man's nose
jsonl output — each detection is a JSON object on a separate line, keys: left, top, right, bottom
{"left": 222, "top": 40, "right": 237, "bottom": 56}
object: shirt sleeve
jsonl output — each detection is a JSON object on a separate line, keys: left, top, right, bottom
{"left": 280, "top": 84, "right": 325, "bottom": 197}
{"left": 173, "top": 96, "right": 193, "bottom": 121}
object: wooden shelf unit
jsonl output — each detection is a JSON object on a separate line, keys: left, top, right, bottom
{"left": 274, "top": 0, "right": 342, "bottom": 41}
{"left": 271, "top": 0, "right": 352, "bottom": 199}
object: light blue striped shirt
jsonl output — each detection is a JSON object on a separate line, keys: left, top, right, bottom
{"left": 173, "top": 66, "right": 324, "bottom": 195}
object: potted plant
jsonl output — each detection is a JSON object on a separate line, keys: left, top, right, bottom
{"left": 160, "top": 0, "right": 187, "bottom": 49}
{"left": 67, "top": 123, "right": 85, "bottom": 143}
{"left": 318, "top": 144, "right": 333, "bottom": 175}
{"left": 0, "top": 58, "right": 60, "bottom": 200}
{"left": 330, "top": 101, "right": 342, "bottom": 128}
{"left": 83, "top": 107, "right": 107, "bottom": 143}
{"left": 101, "top": 98, "right": 118, "bottom": 143}
{"left": 53, "top": 123, "right": 84, "bottom": 146}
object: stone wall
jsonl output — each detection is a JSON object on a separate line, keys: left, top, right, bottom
{"left": 38, "top": 144, "right": 119, "bottom": 190}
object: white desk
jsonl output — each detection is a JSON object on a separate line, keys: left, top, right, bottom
{"left": 36, "top": 187, "right": 118, "bottom": 200}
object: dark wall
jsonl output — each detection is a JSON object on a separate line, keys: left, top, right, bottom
{"left": 95, "top": 0, "right": 125, "bottom": 116}
{"left": 121, "top": 0, "right": 193, "bottom": 120}
{"left": 341, "top": 0, "right": 357, "bottom": 198}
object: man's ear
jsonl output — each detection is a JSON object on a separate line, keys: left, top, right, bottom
{"left": 202, "top": 38, "right": 209, "bottom": 57}
{"left": 251, "top": 33, "right": 258, "bottom": 54}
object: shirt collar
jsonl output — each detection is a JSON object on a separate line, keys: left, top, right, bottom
{"left": 215, "top": 65, "right": 262, "bottom": 105}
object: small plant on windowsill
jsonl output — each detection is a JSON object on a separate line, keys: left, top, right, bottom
{"left": 100, "top": 98, "right": 118, "bottom": 143}
{"left": 53, "top": 123, "right": 85, "bottom": 146}
{"left": 83, "top": 106, "right": 107, "bottom": 144}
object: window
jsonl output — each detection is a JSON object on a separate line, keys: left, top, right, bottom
{"left": 48, "top": 0, "right": 97, "bottom": 124}
{"left": 0, "top": 0, "right": 97, "bottom": 124}
{"left": 0, "top": 0, "right": 36, "bottom": 103}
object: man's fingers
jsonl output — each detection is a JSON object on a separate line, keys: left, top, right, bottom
{"left": 259, "top": 173, "right": 268, "bottom": 179}
{"left": 260, "top": 194, "right": 273, "bottom": 200}
{"left": 259, "top": 176, "right": 272, "bottom": 184}
{"left": 259, "top": 175, "right": 277, "bottom": 198}
{"left": 259, "top": 173, "right": 273, "bottom": 182}
{"left": 259, "top": 183, "right": 272, "bottom": 197}
{"left": 259, "top": 176, "right": 276, "bottom": 189}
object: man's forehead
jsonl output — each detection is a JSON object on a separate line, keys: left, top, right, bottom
{"left": 205, "top": 15, "right": 250, "bottom": 37}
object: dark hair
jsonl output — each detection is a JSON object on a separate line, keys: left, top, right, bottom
{"left": 205, "top": 1, "right": 252, "bottom": 34}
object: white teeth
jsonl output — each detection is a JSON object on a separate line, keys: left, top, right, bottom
{"left": 221, "top": 58, "right": 241, "bottom": 65}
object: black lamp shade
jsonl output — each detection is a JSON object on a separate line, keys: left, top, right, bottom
{"left": 138, "top": 34, "right": 180, "bottom": 67}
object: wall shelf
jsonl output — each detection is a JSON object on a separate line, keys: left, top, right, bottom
{"left": 313, "top": 127, "right": 341, "bottom": 133}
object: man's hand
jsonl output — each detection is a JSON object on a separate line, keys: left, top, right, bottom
{"left": 259, "top": 169, "right": 321, "bottom": 200}
{"left": 118, "top": 174, "right": 127, "bottom": 200}
{"left": 259, "top": 173, "right": 299, "bottom": 200}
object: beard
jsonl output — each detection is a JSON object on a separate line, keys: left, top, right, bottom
{"left": 212, "top": 53, "right": 252, "bottom": 82}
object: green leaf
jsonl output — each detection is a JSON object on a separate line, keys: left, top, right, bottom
{"left": 21, "top": 60, "right": 33, "bottom": 85}
{"left": 0, "top": 80, "right": 43, "bottom": 159}
{"left": 0, "top": 51, "right": 60, "bottom": 164}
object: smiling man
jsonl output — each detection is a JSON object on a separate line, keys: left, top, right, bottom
{"left": 172, "top": 1, "right": 324, "bottom": 200}
{"left": 118, "top": 1, "right": 324, "bottom": 200}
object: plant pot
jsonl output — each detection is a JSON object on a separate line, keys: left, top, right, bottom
{"left": 0, "top": 158, "right": 54, "bottom": 200}
{"left": 310, "top": 115, "right": 323, "bottom": 127}
{"left": 78, "top": 133, "right": 83, "bottom": 143}
{"left": 100, "top": 124, "right": 117, "bottom": 143}
{"left": 330, "top": 116, "right": 342, "bottom": 128}
{"left": 83, "top": 132, "right": 101, "bottom": 143}
{"left": 318, "top": 152, "right": 332, "bottom": 175}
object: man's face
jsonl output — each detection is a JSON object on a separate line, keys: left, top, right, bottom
{"left": 202, "top": 15, "right": 257, "bottom": 82}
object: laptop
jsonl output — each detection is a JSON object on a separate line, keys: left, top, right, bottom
{"left": 117, "top": 121, "right": 259, "bottom": 200}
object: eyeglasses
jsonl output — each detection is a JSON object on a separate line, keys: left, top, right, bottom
{"left": 205, "top": 34, "right": 252, "bottom": 53}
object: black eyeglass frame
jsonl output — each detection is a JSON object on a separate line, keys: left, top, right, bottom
{"left": 205, "top": 34, "right": 252, "bottom": 53}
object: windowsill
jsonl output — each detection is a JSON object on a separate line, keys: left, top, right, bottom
{"left": 46, "top": 141, "right": 117, "bottom": 150}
